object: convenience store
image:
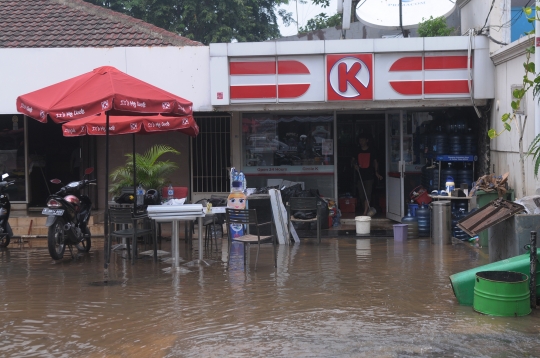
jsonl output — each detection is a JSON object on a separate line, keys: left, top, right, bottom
{"left": 209, "top": 36, "right": 494, "bottom": 220}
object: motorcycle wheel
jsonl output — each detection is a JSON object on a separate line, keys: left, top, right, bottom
{"left": 76, "top": 227, "right": 91, "bottom": 252}
{"left": 0, "top": 234, "right": 9, "bottom": 248}
{"left": 48, "top": 218, "right": 66, "bottom": 260}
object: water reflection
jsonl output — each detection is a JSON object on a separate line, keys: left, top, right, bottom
{"left": 356, "top": 238, "right": 371, "bottom": 258}
{"left": 0, "top": 238, "right": 539, "bottom": 357}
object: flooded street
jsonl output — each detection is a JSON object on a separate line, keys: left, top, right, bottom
{"left": 1, "top": 237, "right": 539, "bottom": 357}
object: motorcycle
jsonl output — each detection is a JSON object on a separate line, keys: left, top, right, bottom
{"left": 43, "top": 167, "right": 96, "bottom": 260}
{"left": 0, "top": 173, "right": 14, "bottom": 248}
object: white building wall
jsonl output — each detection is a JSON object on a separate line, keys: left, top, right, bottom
{"left": 0, "top": 46, "right": 211, "bottom": 114}
{"left": 490, "top": 35, "right": 540, "bottom": 197}
{"left": 459, "top": 0, "right": 511, "bottom": 53}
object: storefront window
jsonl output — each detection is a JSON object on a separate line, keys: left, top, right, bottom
{"left": 0, "top": 115, "right": 26, "bottom": 202}
{"left": 242, "top": 113, "right": 335, "bottom": 197}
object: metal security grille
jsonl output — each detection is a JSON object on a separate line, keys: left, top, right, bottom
{"left": 191, "top": 115, "right": 231, "bottom": 193}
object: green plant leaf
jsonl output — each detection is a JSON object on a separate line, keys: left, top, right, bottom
{"left": 524, "top": 6, "right": 532, "bottom": 15}
{"left": 504, "top": 122, "right": 512, "bottom": 132}
{"left": 488, "top": 129, "right": 496, "bottom": 138}
{"left": 501, "top": 113, "right": 510, "bottom": 121}
{"left": 511, "top": 100, "right": 519, "bottom": 110}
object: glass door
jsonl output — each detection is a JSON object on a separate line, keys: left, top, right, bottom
{"left": 386, "top": 111, "right": 406, "bottom": 221}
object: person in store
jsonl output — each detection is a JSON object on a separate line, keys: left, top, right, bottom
{"left": 351, "top": 133, "right": 382, "bottom": 216}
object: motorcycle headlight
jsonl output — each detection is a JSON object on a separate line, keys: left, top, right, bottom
{"left": 47, "top": 199, "right": 62, "bottom": 208}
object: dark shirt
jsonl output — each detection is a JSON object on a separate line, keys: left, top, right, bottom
{"left": 355, "top": 147, "right": 375, "bottom": 181}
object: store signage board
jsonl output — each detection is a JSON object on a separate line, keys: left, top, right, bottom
{"left": 228, "top": 52, "right": 472, "bottom": 103}
{"left": 229, "top": 56, "right": 325, "bottom": 103}
{"left": 242, "top": 165, "right": 335, "bottom": 175}
{"left": 356, "top": 0, "right": 456, "bottom": 29}
{"left": 374, "top": 52, "right": 472, "bottom": 100}
{"left": 327, "top": 54, "right": 374, "bottom": 101}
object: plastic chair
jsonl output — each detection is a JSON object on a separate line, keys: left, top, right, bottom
{"left": 109, "top": 207, "right": 156, "bottom": 264}
{"left": 192, "top": 198, "right": 222, "bottom": 252}
{"left": 225, "top": 208, "right": 276, "bottom": 270}
{"left": 286, "top": 197, "right": 322, "bottom": 244}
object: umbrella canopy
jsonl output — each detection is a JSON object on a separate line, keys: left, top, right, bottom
{"left": 62, "top": 113, "right": 199, "bottom": 137}
{"left": 16, "top": 66, "right": 196, "bottom": 270}
{"left": 16, "top": 66, "right": 193, "bottom": 123}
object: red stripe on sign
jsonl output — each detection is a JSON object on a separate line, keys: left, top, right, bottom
{"left": 278, "top": 60, "right": 310, "bottom": 74}
{"left": 389, "top": 57, "right": 422, "bottom": 71}
{"left": 230, "top": 85, "right": 276, "bottom": 99}
{"left": 230, "top": 61, "right": 276, "bottom": 75}
{"left": 425, "top": 56, "right": 471, "bottom": 70}
{"left": 424, "top": 80, "right": 470, "bottom": 94}
{"left": 277, "top": 84, "right": 310, "bottom": 98}
{"left": 390, "top": 81, "right": 422, "bottom": 95}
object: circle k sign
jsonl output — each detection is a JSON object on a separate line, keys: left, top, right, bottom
{"left": 327, "top": 54, "right": 373, "bottom": 101}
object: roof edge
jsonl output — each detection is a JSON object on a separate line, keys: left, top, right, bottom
{"left": 52, "top": 0, "right": 203, "bottom": 47}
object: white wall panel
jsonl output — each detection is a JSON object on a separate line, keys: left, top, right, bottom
{"left": 1, "top": 46, "right": 211, "bottom": 114}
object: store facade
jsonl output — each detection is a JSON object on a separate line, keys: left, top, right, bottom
{"left": 209, "top": 36, "right": 495, "bottom": 220}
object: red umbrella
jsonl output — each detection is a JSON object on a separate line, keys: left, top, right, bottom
{"left": 16, "top": 66, "right": 192, "bottom": 123}
{"left": 62, "top": 113, "right": 199, "bottom": 137}
{"left": 16, "top": 66, "right": 196, "bottom": 269}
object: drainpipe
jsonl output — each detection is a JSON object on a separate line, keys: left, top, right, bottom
{"left": 533, "top": 0, "right": 540, "bottom": 137}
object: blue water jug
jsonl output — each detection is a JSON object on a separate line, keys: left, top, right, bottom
{"left": 417, "top": 203, "right": 431, "bottom": 237}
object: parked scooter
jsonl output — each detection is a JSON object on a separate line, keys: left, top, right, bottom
{"left": 0, "top": 173, "right": 15, "bottom": 248}
{"left": 43, "top": 168, "right": 96, "bottom": 260}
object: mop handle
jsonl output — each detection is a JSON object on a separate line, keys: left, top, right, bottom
{"left": 355, "top": 166, "right": 371, "bottom": 208}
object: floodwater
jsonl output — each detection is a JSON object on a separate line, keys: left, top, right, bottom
{"left": 1, "top": 236, "right": 539, "bottom": 357}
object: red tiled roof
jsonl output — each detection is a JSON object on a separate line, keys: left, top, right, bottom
{"left": 0, "top": 0, "right": 203, "bottom": 48}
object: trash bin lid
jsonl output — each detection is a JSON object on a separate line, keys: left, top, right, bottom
{"left": 432, "top": 201, "right": 451, "bottom": 206}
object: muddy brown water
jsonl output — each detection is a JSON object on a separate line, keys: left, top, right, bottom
{"left": 1, "top": 237, "right": 539, "bottom": 357}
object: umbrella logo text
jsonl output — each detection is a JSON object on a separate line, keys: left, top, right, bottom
{"left": 130, "top": 123, "right": 138, "bottom": 130}
{"left": 101, "top": 100, "right": 109, "bottom": 110}
{"left": 162, "top": 102, "right": 171, "bottom": 110}
{"left": 20, "top": 102, "right": 33, "bottom": 114}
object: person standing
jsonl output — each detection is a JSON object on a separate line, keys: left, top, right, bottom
{"left": 352, "top": 133, "right": 382, "bottom": 216}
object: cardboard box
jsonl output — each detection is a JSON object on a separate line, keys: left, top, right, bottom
{"left": 339, "top": 197, "right": 356, "bottom": 213}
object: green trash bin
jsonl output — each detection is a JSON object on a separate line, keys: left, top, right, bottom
{"left": 474, "top": 189, "right": 515, "bottom": 247}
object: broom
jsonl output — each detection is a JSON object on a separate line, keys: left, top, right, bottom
{"left": 355, "top": 167, "right": 377, "bottom": 217}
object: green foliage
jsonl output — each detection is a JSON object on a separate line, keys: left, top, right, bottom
{"left": 527, "top": 133, "right": 540, "bottom": 177}
{"left": 109, "top": 145, "right": 180, "bottom": 196}
{"left": 417, "top": 16, "right": 454, "bottom": 37}
{"left": 83, "top": 0, "right": 290, "bottom": 44}
{"left": 299, "top": 13, "right": 341, "bottom": 32}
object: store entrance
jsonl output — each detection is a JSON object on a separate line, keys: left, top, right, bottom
{"left": 27, "top": 119, "right": 81, "bottom": 209}
{"left": 336, "top": 113, "right": 386, "bottom": 217}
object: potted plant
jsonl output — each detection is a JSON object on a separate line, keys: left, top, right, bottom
{"left": 109, "top": 144, "right": 180, "bottom": 198}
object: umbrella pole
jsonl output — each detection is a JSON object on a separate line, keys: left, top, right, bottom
{"left": 133, "top": 134, "right": 137, "bottom": 213}
{"left": 104, "top": 112, "right": 110, "bottom": 269}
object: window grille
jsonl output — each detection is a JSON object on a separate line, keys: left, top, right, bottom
{"left": 191, "top": 115, "right": 231, "bottom": 193}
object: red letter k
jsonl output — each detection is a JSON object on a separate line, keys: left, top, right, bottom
{"left": 338, "top": 62, "right": 363, "bottom": 93}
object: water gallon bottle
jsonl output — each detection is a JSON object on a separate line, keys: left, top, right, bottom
{"left": 417, "top": 203, "right": 431, "bottom": 237}
{"left": 401, "top": 209, "right": 418, "bottom": 239}
{"left": 136, "top": 183, "right": 145, "bottom": 206}
{"left": 227, "top": 181, "right": 247, "bottom": 238}
{"left": 238, "top": 171, "right": 246, "bottom": 192}
{"left": 167, "top": 183, "right": 174, "bottom": 201}
{"left": 445, "top": 176, "right": 455, "bottom": 193}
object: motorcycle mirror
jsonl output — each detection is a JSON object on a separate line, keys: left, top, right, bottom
{"left": 1, "top": 173, "right": 8, "bottom": 180}
{"left": 50, "top": 179, "right": 61, "bottom": 184}
{"left": 84, "top": 167, "right": 94, "bottom": 175}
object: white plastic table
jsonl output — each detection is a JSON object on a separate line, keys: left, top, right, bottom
{"left": 147, "top": 204, "right": 206, "bottom": 269}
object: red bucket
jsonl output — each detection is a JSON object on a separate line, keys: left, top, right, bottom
{"left": 410, "top": 186, "right": 432, "bottom": 205}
